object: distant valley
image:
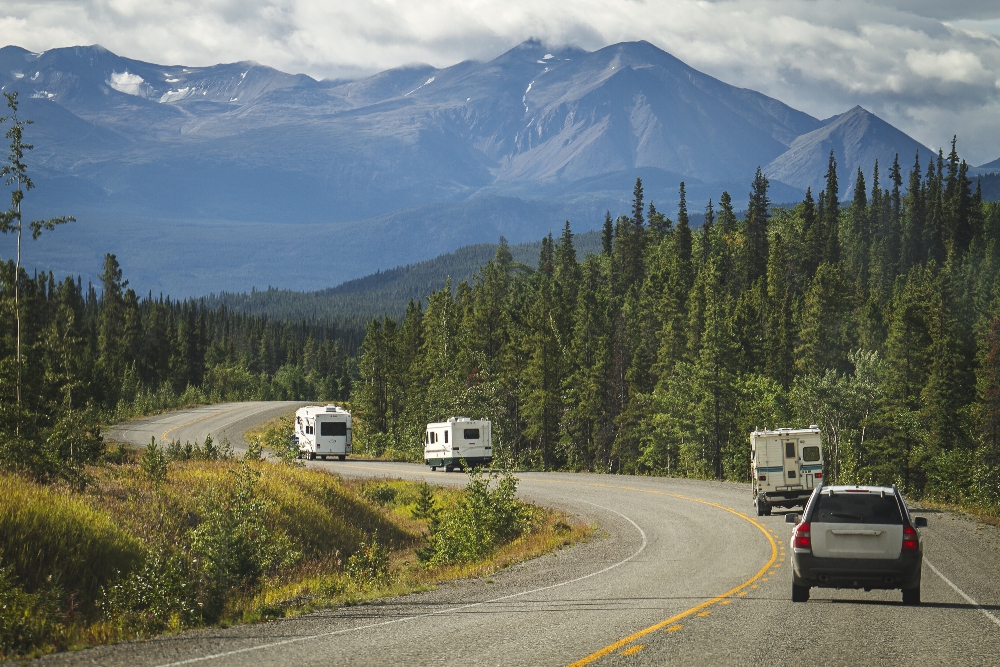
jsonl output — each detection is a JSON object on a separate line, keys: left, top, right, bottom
{"left": 1, "top": 38, "right": 992, "bottom": 296}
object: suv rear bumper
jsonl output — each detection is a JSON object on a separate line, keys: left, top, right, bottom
{"left": 792, "top": 551, "right": 922, "bottom": 590}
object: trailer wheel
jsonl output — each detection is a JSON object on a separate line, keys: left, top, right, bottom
{"left": 445, "top": 465, "right": 454, "bottom": 472}
{"left": 338, "top": 455, "right": 346, "bottom": 461}
{"left": 308, "top": 452, "right": 315, "bottom": 460}
{"left": 431, "top": 466, "right": 437, "bottom": 471}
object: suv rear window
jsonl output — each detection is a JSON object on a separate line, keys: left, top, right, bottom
{"left": 812, "top": 492, "right": 903, "bottom": 525}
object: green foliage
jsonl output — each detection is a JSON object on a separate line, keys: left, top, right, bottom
{"left": 0, "top": 565, "right": 61, "bottom": 659}
{"left": 188, "top": 463, "right": 299, "bottom": 615}
{"left": 140, "top": 437, "right": 168, "bottom": 482}
{"left": 420, "top": 467, "right": 531, "bottom": 565}
{"left": 345, "top": 536, "right": 390, "bottom": 588}
{"left": 243, "top": 436, "right": 264, "bottom": 462}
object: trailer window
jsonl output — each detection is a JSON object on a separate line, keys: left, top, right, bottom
{"left": 785, "top": 442, "right": 796, "bottom": 458}
{"left": 444, "top": 431, "right": 448, "bottom": 443}
{"left": 320, "top": 421, "right": 347, "bottom": 437}
{"left": 802, "top": 446, "right": 820, "bottom": 462}
{"left": 306, "top": 425, "right": 313, "bottom": 435}
{"left": 813, "top": 493, "right": 903, "bottom": 524}
{"left": 464, "top": 429, "right": 480, "bottom": 440}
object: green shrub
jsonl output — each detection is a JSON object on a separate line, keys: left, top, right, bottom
{"left": 361, "top": 482, "right": 399, "bottom": 506}
{"left": 189, "top": 463, "right": 299, "bottom": 617}
{"left": 0, "top": 565, "right": 60, "bottom": 659}
{"left": 100, "top": 551, "right": 200, "bottom": 633}
{"left": 345, "top": 537, "right": 389, "bottom": 588}
{"left": 140, "top": 437, "right": 168, "bottom": 481}
{"left": 421, "top": 467, "right": 531, "bottom": 565}
{"left": 0, "top": 474, "right": 142, "bottom": 609}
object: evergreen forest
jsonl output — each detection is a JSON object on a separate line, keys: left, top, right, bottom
{"left": 353, "top": 144, "right": 1000, "bottom": 510}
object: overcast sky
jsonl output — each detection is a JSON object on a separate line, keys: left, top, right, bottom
{"left": 5, "top": 0, "right": 1000, "bottom": 164}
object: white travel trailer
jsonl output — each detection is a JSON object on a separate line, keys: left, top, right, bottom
{"left": 751, "top": 426, "right": 824, "bottom": 516}
{"left": 424, "top": 417, "right": 492, "bottom": 471}
{"left": 295, "top": 404, "right": 352, "bottom": 460}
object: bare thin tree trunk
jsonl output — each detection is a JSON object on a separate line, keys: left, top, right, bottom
{"left": 14, "top": 175, "right": 21, "bottom": 435}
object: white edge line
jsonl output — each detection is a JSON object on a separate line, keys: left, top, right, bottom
{"left": 925, "top": 558, "right": 1000, "bottom": 628}
{"left": 154, "top": 501, "right": 646, "bottom": 666}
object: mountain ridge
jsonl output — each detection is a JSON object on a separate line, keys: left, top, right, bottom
{"left": 0, "top": 39, "right": 937, "bottom": 294}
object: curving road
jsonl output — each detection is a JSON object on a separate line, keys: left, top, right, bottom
{"left": 53, "top": 402, "right": 1000, "bottom": 667}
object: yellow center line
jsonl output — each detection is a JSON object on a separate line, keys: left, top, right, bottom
{"left": 619, "top": 645, "right": 645, "bottom": 656}
{"left": 558, "top": 481, "right": 778, "bottom": 667}
{"left": 330, "top": 469, "right": 780, "bottom": 665}
{"left": 665, "top": 624, "right": 683, "bottom": 633}
{"left": 160, "top": 406, "right": 244, "bottom": 442}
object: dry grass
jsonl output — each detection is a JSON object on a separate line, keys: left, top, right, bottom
{"left": 0, "top": 460, "right": 590, "bottom": 660}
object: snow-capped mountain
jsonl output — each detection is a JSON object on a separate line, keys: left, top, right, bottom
{"left": 0, "top": 40, "right": 931, "bottom": 295}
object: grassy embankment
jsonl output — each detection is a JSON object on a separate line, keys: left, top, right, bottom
{"left": 0, "top": 443, "right": 588, "bottom": 660}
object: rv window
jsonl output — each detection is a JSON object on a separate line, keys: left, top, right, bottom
{"left": 444, "top": 431, "right": 448, "bottom": 443}
{"left": 306, "top": 425, "right": 313, "bottom": 435}
{"left": 464, "top": 429, "right": 480, "bottom": 440}
{"left": 785, "top": 442, "right": 796, "bottom": 458}
{"left": 320, "top": 421, "right": 347, "bottom": 437}
{"left": 802, "top": 446, "right": 820, "bottom": 462}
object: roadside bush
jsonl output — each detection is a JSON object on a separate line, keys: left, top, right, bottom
{"left": 0, "top": 565, "right": 61, "bottom": 659}
{"left": 345, "top": 536, "right": 390, "bottom": 588}
{"left": 189, "top": 463, "right": 299, "bottom": 617}
{"left": 100, "top": 551, "right": 200, "bottom": 633}
{"left": 421, "top": 467, "right": 531, "bottom": 565}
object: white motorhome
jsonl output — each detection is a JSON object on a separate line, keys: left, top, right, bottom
{"left": 424, "top": 417, "right": 492, "bottom": 471}
{"left": 751, "top": 426, "right": 824, "bottom": 516}
{"left": 294, "top": 405, "right": 352, "bottom": 460}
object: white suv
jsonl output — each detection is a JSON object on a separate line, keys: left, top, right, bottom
{"left": 787, "top": 484, "right": 927, "bottom": 604}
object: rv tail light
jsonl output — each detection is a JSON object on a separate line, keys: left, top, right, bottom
{"left": 815, "top": 473, "right": 822, "bottom": 479}
{"left": 902, "top": 525, "right": 919, "bottom": 552}
{"left": 792, "top": 522, "right": 811, "bottom": 553}
{"left": 758, "top": 475, "right": 767, "bottom": 481}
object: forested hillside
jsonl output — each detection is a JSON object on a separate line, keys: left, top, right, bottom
{"left": 209, "top": 232, "right": 603, "bottom": 322}
{"left": 0, "top": 251, "right": 352, "bottom": 477}
{"left": 353, "top": 146, "right": 1000, "bottom": 510}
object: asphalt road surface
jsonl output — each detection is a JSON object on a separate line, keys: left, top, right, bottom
{"left": 56, "top": 401, "right": 1000, "bottom": 667}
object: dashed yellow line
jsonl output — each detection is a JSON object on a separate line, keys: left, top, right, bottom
{"left": 664, "top": 624, "right": 683, "bottom": 633}
{"left": 619, "top": 645, "right": 645, "bottom": 656}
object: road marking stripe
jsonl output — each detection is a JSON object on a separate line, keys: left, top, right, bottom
{"left": 619, "top": 645, "right": 644, "bottom": 656}
{"left": 664, "top": 624, "right": 683, "bottom": 632}
{"left": 152, "top": 500, "right": 647, "bottom": 667}
{"left": 160, "top": 406, "right": 243, "bottom": 442}
{"left": 926, "top": 558, "right": 1000, "bottom": 629}
{"left": 565, "top": 491, "right": 778, "bottom": 667}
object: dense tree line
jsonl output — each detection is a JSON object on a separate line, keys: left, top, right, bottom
{"left": 354, "top": 143, "right": 1000, "bottom": 509}
{"left": 0, "top": 252, "right": 352, "bottom": 476}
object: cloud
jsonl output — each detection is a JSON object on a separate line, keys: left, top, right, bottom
{"left": 4, "top": 0, "right": 1000, "bottom": 163}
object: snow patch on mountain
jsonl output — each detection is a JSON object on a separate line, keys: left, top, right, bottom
{"left": 159, "top": 87, "right": 192, "bottom": 103}
{"left": 107, "top": 70, "right": 154, "bottom": 98}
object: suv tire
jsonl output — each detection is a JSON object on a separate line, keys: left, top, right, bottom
{"left": 902, "top": 586, "right": 920, "bottom": 606}
{"left": 792, "top": 584, "right": 810, "bottom": 602}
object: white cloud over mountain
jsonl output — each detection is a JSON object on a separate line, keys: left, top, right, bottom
{"left": 3, "top": 0, "right": 1000, "bottom": 163}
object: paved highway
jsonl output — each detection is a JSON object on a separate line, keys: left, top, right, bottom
{"left": 56, "top": 402, "right": 1000, "bottom": 666}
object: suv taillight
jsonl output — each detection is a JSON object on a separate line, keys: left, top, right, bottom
{"left": 902, "top": 524, "right": 919, "bottom": 552}
{"left": 792, "top": 522, "right": 811, "bottom": 552}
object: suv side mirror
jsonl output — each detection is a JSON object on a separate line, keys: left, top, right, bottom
{"left": 785, "top": 513, "right": 800, "bottom": 524}
{"left": 914, "top": 516, "right": 927, "bottom": 528}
